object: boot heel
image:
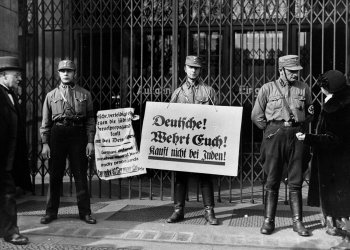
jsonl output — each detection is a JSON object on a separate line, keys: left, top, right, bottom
{"left": 290, "top": 191, "right": 310, "bottom": 237}
{"left": 260, "top": 190, "right": 278, "bottom": 235}
{"left": 204, "top": 207, "right": 218, "bottom": 225}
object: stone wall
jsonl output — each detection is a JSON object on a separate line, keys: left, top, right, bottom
{"left": 0, "top": 0, "right": 18, "bottom": 56}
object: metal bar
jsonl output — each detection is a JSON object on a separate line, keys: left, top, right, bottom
{"left": 286, "top": 0, "right": 290, "bottom": 54}
{"left": 171, "top": 0, "right": 179, "bottom": 201}
{"left": 160, "top": 0, "right": 165, "bottom": 201}
{"left": 321, "top": 0, "right": 325, "bottom": 104}
{"left": 39, "top": 0, "right": 44, "bottom": 196}
{"left": 150, "top": 0, "right": 154, "bottom": 103}
{"left": 239, "top": 0, "right": 244, "bottom": 203}
{"left": 186, "top": 0, "right": 189, "bottom": 56}
{"left": 161, "top": 0, "right": 164, "bottom": 102}
{"left": 229, "top": 0, "right": 233, "bottom": 203}
{"left": 129, "top": 178, "right": 132, "bottom": 199}
{"left": 333, "top": 0, "right": 336, "bottom": 69}
{"left": 347, "top": 0, "right": 349, "bottom": 79}
{"left": 250, "top": 0, "right": 256, "bottom": 204}
{"left": 160, "top": 170, "right": 163, "bottom": 200}
{"left": 309, "top": 0, "right": 314, "bottom": 134}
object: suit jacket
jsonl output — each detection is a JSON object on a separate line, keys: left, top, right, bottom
{"left": 0, "top": 85, "right": 32, "bottom": 191}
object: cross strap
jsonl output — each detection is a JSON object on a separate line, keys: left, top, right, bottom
{"left": 273, "top": 81, "right": 295, "bottom": 120}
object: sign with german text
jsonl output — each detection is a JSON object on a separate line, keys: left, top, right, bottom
{"left": 139, "top": 102, "right": 242, "bottom": 176}
{"left": 94, "top": 108, "right": 146, "bottom": 180}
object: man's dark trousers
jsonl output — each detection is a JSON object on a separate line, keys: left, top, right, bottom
{"left": 260, "top": 124, "right": 310, "bottom": 191}
{"left": 0, "top": 172, "right": 19, "bottom": 238}
{"left": 46, "top": 124, "right": 91, "bottom": 217}
{"left": 175, "top": 171, "right": 214, "bottom": 204}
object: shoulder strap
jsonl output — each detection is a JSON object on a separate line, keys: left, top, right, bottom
{"left": 273, "top": 81, "right": 294, "bottom": 120}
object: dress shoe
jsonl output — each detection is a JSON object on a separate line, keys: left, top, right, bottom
{"left": 330, "top": 231, "right": 350, "bottom": 249}
{"left": 330, "top": 238, "right": 350, "bottom": 250}
{"left": 326, "top": 227, "right": 342, "bottom": 236}
{"left": 3, "top": 233, "right": 28, "bottom": 245}
{"left": 40, "top": 214, "right": 57, "bottom": 224}
{"left": 261, "top": 218, "right": 275, "bottom": 234}
{"left": 80, "top": 215, "right": 96, "bottom": 224}
{"left": 166, "top": 209, "right": 184, "bottom": 223}
{"left": 204, "top": 207, "right": 218, "bottom": 225}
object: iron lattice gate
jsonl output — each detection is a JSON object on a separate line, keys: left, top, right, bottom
{"left": 19, "top": 0, "right": 350, "bottom": 202}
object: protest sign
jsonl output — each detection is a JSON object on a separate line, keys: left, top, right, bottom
{"left": 94, "top": 108, "right": 146, "bottom": 180}
{"left": 139, "top": 102, "right": 242, "bottom": 176}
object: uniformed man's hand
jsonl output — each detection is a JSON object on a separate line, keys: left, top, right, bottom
{"left": 41, "top": 143, "right": 51, "bottom": 159}
{"left": 296, "top": 132, "right": 305, "bottom": 141}
{"left": 86, "top": 142, "right": 94, "bottom": 159}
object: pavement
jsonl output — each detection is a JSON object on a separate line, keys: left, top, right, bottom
{"left": 0, "top": 178, "right": 344, "bottom": 250}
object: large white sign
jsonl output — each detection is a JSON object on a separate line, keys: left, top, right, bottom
{"left": 139, "top": 102, "right": 242, "bottom": 176}
{"left": 94, "top": 108, "right": 146, "bottom": 180}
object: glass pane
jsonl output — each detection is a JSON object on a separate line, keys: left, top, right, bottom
{"left": 191, "top": 31, "right": 222, "bottom": 80}
{"left": 235, "top": 30, "right": 283, "bottom": 90}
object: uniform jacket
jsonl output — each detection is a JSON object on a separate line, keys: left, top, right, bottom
{"left": 304, "top": 86, "right": 350, "bottom": 217}
{"left": 40, "top": 84, "right": 96, "bottom": 144}
{"left": 170, "top": 80, "right": 218, "bottom": 105}
{"left": 0, "top": 85, "right": 32, "bottom": 191}
{"left": 252, "top": 79, "right": 314, "bottom": 130}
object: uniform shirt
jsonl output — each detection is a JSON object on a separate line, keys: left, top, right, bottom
{"left": 251, "top": 78, "right": 314, "bottom": 130}
{"left": 40, "top": 83, "right": 95, "bottom": 144}
{"left": 170, "top": 79, "right": 218, "bottom": 105}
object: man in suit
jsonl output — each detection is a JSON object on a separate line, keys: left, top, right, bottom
{"left": 0, "top": 56, "right": 29, "bottom": 245}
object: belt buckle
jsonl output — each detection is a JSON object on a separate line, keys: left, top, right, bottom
{"left": 284, "top": 121, "right": 292, "bottom": 127}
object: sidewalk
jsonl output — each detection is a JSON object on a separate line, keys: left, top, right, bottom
{"left": 1, "top": 192, "right": 342, "bottom": 250}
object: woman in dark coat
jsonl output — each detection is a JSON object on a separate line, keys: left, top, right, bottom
{"left": 296, "top": 70, "right": 350, "bottom": 249}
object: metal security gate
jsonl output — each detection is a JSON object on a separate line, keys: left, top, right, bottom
{"left": 19, "top": 0, "right": 350, "bottom": 202}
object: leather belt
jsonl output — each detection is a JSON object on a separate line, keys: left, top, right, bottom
{"left": 54, "top": 119, "right": 83, "bottom": 127}
{"left": 268, "top": 121, "right": 303, "bottom": 127}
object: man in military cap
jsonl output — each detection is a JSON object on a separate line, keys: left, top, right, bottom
{"left": 0, "top": 56, "right": 30, "bottom": 245}
{"left": 40, "top": 60, "right": 96, "bottom": 224}
{"left": 166, "top": 55, "right": 219, "bottom": 225}
{"left": 251, "top": 55, "right": 314, "bottom": 236}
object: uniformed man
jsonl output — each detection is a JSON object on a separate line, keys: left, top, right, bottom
{"left": 251, "top": 55, "right": 314, "bottom": 236}
{"left": 40, "top": 60, "right": 96, "bottom": 224}
{"left": 166, "top": 55, "right": 219, "bottom": 225}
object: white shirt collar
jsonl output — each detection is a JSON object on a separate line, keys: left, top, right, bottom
{"left": 0, "top": 82, "right": 10, "bottom": 90}
{"left": 325, "top": 94, "right": 333, "bottom": 103}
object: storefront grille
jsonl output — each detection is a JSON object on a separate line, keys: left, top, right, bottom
{"left": 19, "top": 0, "right": 350, "bottom": 202}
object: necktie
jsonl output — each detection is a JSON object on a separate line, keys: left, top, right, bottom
{"left": 191, "top": 85, "right": 195, "bottom": 104}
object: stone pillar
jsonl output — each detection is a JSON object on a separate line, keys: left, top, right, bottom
{"left": 0, "top": 0, "right": 19, "bottom": 56}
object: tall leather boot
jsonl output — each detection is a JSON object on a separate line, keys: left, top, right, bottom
{"left": 289, "top": 191, "right": 310, "bottom": 237}
{"left": 202, "top": 181, "right": 218, "bottom": 225}
{"left": 261, "top": 190, "right": 278, "bottom": 235}
{"left": 166, "top": 183, "right": 186, "bottom": 223}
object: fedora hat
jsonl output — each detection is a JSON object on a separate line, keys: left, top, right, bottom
{"left": 0, "top": 56, "right": 23, "bottom": 71}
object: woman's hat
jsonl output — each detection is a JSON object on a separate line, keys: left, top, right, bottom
{"left": 0, "top": 56, "right": 23, "bottom": 71}
{"left": 317, "top": 70, "right": 347, "bottom": 93}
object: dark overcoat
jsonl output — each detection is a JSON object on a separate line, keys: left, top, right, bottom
{"left": 0, "top": 86, "right": 32, "bottom": 192}
{"left": 305, "top": 86, "right": 350, "bottom": 217}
